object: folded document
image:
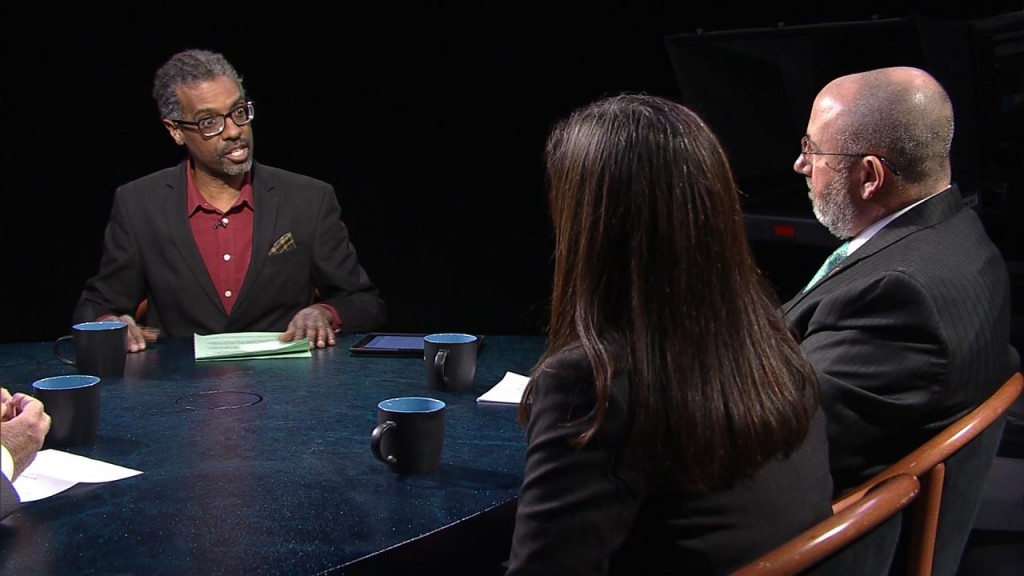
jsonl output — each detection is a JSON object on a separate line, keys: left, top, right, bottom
{"left": 476, "top": 371, "right": 530, "bottom": 405}
{"left": 194, "top": 332, "right": 311, "bottom": 361}
{"left": 13, "top": 449, "right": 143, "bottom": 503}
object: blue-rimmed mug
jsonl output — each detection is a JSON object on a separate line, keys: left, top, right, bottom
{"left": 54, "top": 321, "right": 128, "bottom": 377}
{"left": 371, "top": 397, "right": 446, "bottom": 474}
{"left": 32, "top": 374, "right": 102, "bottom": 447}
{"left": 424, "top": 333, "right": 479, "bottom": 393}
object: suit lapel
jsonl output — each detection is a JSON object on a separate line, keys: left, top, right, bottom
{"left": 784, "top": 185, "right": 965, "bottom": 313}
{"left": 234, "top": 162, "right": 279, "bottom": 313}
{"left": 164, "top": 161, "right": 225, "bottom": 313}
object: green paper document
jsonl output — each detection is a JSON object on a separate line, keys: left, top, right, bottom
{"left": 194, "top": 332, "right": 312, "bottom": 361}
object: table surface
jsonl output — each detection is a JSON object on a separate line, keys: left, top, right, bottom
{"left": 0, "top": 334, "right": 545, "bottom": 576}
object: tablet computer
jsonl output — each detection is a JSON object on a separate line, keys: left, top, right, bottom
{"left": 349, "top": 333, "right": 486, "bottom": 357}
{"left": 349, "top": 333, "right": 427, "bottom": 357}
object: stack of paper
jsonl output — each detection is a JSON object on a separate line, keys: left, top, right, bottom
{"left": 194, "top": 332, "right": 311, "bottom": 361}
{"left": 13, "top": 449, "right": 143, "bottom": 502}
{"left": 476, "top": 371, "right": 530, "bottom": 405}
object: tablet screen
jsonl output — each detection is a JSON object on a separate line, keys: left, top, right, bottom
{"left": 363, "top": 335, "right": 424, "bottom": 351}
{"left": 349, "top": 333, "right": 427, "bottom": 357}
{"left": 349, "top": 333, "right": 486, "bottom": 357}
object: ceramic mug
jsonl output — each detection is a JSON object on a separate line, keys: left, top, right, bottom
{"left": 370, "top": 397, "right": 445, "bottom": 474}
{"left": 424, "top": 333, "right": 479, "bottom": 393}
{"left": 54, "top": 321, "right": 128, "bottom": 377}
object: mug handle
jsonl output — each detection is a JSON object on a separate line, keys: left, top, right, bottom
{"left": 371, "top": 420, "right": 398, "bottom": 465}
{"left": 434, "top": 349, "right": 449, "bottom": 387}
{"left": 54, "top": 335, "right": 76, "bottom": 366}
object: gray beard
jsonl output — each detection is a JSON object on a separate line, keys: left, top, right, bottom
{"left": 810, "top": 178, "right": 858, "bottom": 239}
{"left": 222, "top": 157, "right": 253, "bottom": 177}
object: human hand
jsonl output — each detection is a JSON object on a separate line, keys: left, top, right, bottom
{"left": 280, "top": 306, "right": 336, "bottom": 349}
{"left": 0, "top": 388, "right": 27, "bottom": 423}
{"left": 0, "top": 391, "right": 51, "bottom": 480}
{"left": 102, "top": 314, "right": 160, "bottom": 353}
{"left": 0, "top": 387, "right": 11, "bottom": 421}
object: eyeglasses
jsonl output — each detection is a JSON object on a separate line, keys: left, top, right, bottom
{"left": 171, "top": 101, "right": 255, "bottom": 137}
{"left": 800, "top": 136, "right": 901, "bottom": 176}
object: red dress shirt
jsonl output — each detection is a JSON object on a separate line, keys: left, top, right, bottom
{"left": 186, "top": 165, "right": 254, "bottom": 315}
{"left": 184, "top": 162, "right": 341, "bottom": 329}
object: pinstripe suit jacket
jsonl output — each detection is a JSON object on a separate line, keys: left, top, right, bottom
{"left": 73, "top": 161, "right": 386, "bottom": 337}
{"left": 783, "top": 185, "right": 1019, "bottom": 494}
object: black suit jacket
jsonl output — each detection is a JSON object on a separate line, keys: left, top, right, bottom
{"left": 73, "top": 161, "right": 386, "bottom": 336}
{"left": 506, "top": 347, "right": 834, "bottom": 575}
{"left": 783, "top": 185, "right": 1019, "bottom": 494}
{"left": 1, "top": 474, "right": 18, "bottom": 519}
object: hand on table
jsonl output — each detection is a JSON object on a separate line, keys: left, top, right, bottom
{"left": 0, "top": 387, "right": 51, "bottom": 480}
{"left": 280, "top": 305, "right": 336, "bottom": 349}
{"left": 101, "top": 314, "right": 160, "bottom": 353}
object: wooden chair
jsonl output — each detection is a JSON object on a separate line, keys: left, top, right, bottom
{"left": 832, "top": 371, "right": 1024, "bottom": 576}
{"left": 135, "top": 298, "right": 149, "bottom": 323}
{"left": 732, "top": 473, "right": 921, "bottom": 576}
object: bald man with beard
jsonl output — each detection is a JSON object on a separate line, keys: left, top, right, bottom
{"left": 783, "top": 66, "right": 1019, "bottom": 575}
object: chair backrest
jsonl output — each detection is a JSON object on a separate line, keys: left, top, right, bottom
{"left": 135, "top": 298, "right": 149, "bottom": 323}
{"left": 731, "top": 473, "right": 921, "bottom": 576}
{"left": 831, "top": 371, "right": 1024, "bottom": 576}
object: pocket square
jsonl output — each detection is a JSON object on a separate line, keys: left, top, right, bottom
{"left": 268, "top": 232, "right": 297, "bottom": 256}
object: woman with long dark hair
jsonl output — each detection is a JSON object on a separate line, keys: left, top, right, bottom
{"left": 506, "top": 94, "right": 833, "bottom": 575}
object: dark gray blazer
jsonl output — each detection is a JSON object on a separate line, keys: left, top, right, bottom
{"left": 1, "top": 474, "right": 18, "bottom": 519}
{"left": 73, "top": 161, "right": 386, "bottom": 336}
{"left": 783, "top": 184, "right": 1019, "bottom": 495}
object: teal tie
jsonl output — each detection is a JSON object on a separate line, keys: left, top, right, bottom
{"left": 803, "top": 241, "right": 850, "bottom": 292}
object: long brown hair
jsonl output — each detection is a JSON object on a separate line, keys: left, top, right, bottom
{"left": 520, "top": 94, "right": 817, "bottom": 493}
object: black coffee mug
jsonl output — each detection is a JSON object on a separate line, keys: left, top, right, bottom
{"left": 32, "top": 374, "right": 102, "bottom": 447}
{"left": 424, "top": 333, "right": 479, "bottom": 393}
{"left": 370, "top": 397, "right": 445, "bottom": 474}
{"left": 54, "top": 321, "right": 128, "bottom": 377}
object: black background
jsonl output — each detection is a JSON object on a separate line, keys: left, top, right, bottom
{"left": 2, "top": 4, "right": 1020, "bottom": 343}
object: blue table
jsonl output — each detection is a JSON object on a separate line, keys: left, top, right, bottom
{"left": 0, "top": 334, "right": 545, "bottom": 576}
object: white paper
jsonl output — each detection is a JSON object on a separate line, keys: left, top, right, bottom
{"left": 476, "top": 371, "right": 530, "bottom": 405}
{"left": 12, "top": 449, "right": 143, "bottom": 503}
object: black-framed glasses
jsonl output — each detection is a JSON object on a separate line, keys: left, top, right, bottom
{"left": 171, "top": 101, "right": 255, "bottom": 137}
{"left": 800, "top": 136, "right": 901, "bottom": 176}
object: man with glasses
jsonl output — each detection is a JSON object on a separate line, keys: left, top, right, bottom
{"left": 73, "top": 49, "right": 386, "bottom": 350}
{"left": 783, "top": 66, "right": 1019, "bottom": 497}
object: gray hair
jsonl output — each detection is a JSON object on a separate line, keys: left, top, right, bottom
{"left": 152, "top": 49, "right": 245, "bottom": 120}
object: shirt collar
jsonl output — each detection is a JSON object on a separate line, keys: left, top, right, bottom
{"left": 186, "top": 159, "right": 254, "bottom": 216}
{"left": 848, "top": 186, "right": 948, "bottom": 254}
